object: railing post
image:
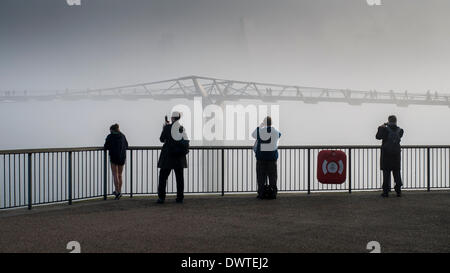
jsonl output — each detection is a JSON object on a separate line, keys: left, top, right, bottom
{"left": 27, "top": 153, "right": 32, "bottom": 210}
{"left": 221, "top": 148, "right": 225, "bottom": 196}
{"left": 348, "top": 148, "right": 352, "bottom": 194}
{"left": 427, "top": 147, "right": 431, "bottom": 192}
{"left": 68, "top": 151, "right": 72, "bottom": 205}
{"left": 103, "top": 149, "right": 108, "bottom": 200}
{"left": 130, "top": 149, "right": 133, "bottom": 198}
{"left": 307, "top": 149, "right": 311, "bottom": 194}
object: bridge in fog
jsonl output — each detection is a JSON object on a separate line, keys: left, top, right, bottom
{"left": 1, "top": 76, "right": 449, "bottom": 107}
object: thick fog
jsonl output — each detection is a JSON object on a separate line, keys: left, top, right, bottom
{"left": 1, "top": 0, "right": 449, "bottom": 149}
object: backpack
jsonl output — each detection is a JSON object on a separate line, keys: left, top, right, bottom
{"left": 383, "top": 126, "right": 401, "bottom": 155}
{"left": 253, "top": 128, "right": 261, "bottom": 156}
{"left": 168, "top": 125, "right": 189, "bottom": 156}
{"left": 263, "top": 184, "right": 277, "bottom": 199}
{"left": 169, "top": 139, "right": 189, "bottom": 156}
{"left": 253, "top": 127, "right": 278, "bottom": 161}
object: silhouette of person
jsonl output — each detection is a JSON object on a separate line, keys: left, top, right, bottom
{"left": 376, "top": 115, "right": 404, "bottom": 197}
{"left": 156, "top": 111, "right": 189, "bottom": 204}
{"left": 252, "top": 116, "right": 281, "bottom": 199}
{"left": 104, "top": 123, "right": 128, "bottom": 200}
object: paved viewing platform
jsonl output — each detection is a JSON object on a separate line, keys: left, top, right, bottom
{"left": 0, "top": 191, "right": 449, "bottom": 253}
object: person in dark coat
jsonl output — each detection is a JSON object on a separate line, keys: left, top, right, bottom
{"left": 157, "top": 111, "right": 188, "bottom": 204}
{"left": 104, "top": 123, "right": 128, "bottom": 200}
{"left": 376, "top": 115, "right": 404, "bottom": 197}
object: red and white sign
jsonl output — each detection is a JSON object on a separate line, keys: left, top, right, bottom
{"left": 317, "top": 150, "right": 347, "bottom": 184}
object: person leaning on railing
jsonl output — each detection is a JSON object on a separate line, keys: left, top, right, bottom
{"left": 104, "top": 123, "right": 129, "bottom": 200}
{"left": 376, "top": 115, "right": 404, "bottom": 198}
{"left": 252, "top": 116, "right": 282, "bottom": 199}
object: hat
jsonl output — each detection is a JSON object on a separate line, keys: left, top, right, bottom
{"left": 171, "top": 111, "right": 181, "bottom": 118}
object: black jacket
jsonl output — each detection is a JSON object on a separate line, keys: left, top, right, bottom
{"left": 157, "top": 123, "right": 188, "bottom": 169}
{"left": 104, "top": 132, "right": 128, "bottom": 165}
{"left": 376, "top": 124, "right": 404, "bottom": 171}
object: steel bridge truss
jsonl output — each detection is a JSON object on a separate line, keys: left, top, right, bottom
{"left": 1, "top": 76, "right": 449, "bottom": 107}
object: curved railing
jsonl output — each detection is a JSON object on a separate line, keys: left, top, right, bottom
{"left": 1, "top": 145, "right": 449, "bottom": 210}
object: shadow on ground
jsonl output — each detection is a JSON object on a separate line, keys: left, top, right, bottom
{"left": 0, "top": 191, "right": 449, "bottom": 253}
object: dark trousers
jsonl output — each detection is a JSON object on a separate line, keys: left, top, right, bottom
{"left": 158, "top": 168, "right": 184, "bottom": 200}
{"left": 256, "top": 160, "right": 278, "bottom": 197}
{"left": 382, "top": 169, "right": 403, "bottom": 194}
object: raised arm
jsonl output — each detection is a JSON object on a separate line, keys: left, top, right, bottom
{"left": 160, "top": 125, "right": 170, "bottom": 143}
{"left": 375, "top": 126, "right": 385, "bottom": 140}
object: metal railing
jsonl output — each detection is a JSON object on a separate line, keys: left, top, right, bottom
{"left": 0, "top": 145, "right": 449, "bottom": 210}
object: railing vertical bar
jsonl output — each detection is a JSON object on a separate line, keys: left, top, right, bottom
{"left": 194, "top": 150, "right": 200, "bottom": 192}
{"left": 103, "top": 149, "right": 108, "bottom": 200}
{"left": 84, "top": 151, "right": 87, "bottom": 199}
{"left": 216, "top": 150, "right": 219, "bottom": 193}
{"left": 12, "top": 154, "right": 16, "bottom": 207}
{"left": 18, "top": 154, "right": 21, "bottom": 206}
{"left": 221, "top": 148, "right": 224, "bottom": 196}
{"left": 146, "top": 150, "right": 149, "bottom": 194}
{"left": 250, "top": 148, "right": 253, "bottom": 191}
{"left": 440, "top": 148, "right": 443, "bottom": 188}
{"left": 307, "top": 148, "right": 311, "bottom": 194}
{"left": 90, "top": 151, "right": 93, "bottom": 198}
{"left": 348, "top": 148, "right": 352, "bottom": 193}
{"left": 130, "top": 150, "right": 133, "bottom": 198}
{"left": 68, "top": 151, "right": 72, "bottom": 205}
{"left": 37, "top": 154, "right": 40, "bottom": 205}
{"left": 3, "top": 155, "right": 5, "bottom": 208}
{"left": 427, "top": 147, "right": 431, "bottom": 191}
{"left": 27, "top": 153, "right": 32, "bottom": 210}
{"left": 57, "top": 153, "right": 65, "bottom": 199}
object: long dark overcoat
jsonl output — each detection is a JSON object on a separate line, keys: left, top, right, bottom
{"left": 376, "top": 125, "right": 404, "bottom": 171}
{"left": 157, "top": 124, "right": 188, "bottom": 169}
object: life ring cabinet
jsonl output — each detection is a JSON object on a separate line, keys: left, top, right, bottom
{"left": 317, "top": 150, "right": 347, "bottom": 184}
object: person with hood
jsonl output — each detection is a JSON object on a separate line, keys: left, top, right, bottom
{"left": 376, "top": 115, "right": 404, "bottom": 197}
{"left": 104, "top": 123, "right": 128, "bottom": 200}
{"left": 252, "top": 116, "right": 281, "bottom": 199}
{"left": 157, "top": 111, "right": 189, "bottom": 204}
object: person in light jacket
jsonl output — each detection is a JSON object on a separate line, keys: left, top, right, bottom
{"left": 252, "top": 116, "right": 281, "bottom": 199}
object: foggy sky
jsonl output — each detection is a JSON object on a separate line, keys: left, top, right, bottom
{"left": 1, "top": 0, "right": 450, "bottom": 149}
{"left": 1, "top": 0, "right": 450, "bottom": 93}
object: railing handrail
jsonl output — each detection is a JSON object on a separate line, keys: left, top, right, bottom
{"left": 1, "top": 144, "right": 449, "bottom": 210}
{"left": 1, "top": 144, "right": 450, "bottom": 154}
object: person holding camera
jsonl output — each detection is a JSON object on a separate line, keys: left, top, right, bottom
{"left": 156, "top": 111, "right": 189, "bottom": 204}
{"left": 376, "top": 115, "right": 404, "bottom": 197}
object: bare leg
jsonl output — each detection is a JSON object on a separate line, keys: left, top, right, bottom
{"left": 110, "top": 163, "right": 119, "bottom": 193}
{"left": 117, "top": 164, "right": 124, "bottom": 193}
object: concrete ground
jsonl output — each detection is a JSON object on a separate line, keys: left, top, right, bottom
{"left": 0, "top": 191, "right": 449, "bottom": 253}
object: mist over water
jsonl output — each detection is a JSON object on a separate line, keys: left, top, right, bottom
{"left": 0, "top": 99, "right": 449, "bottom": 150}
